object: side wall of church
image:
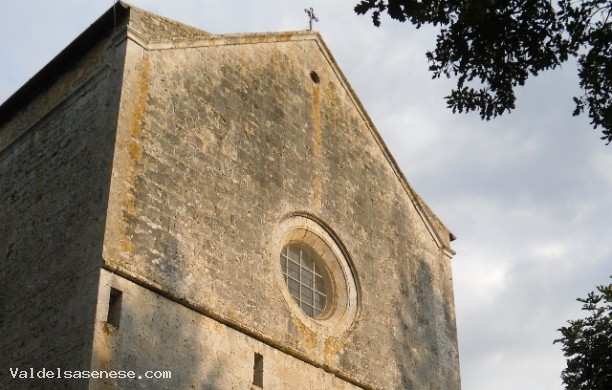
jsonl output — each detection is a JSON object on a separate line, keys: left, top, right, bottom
{"left": 0, "top": 26, "right": 127, "bottom": 390}
{"left": 100, "top": 30, "right": 460, "bottom": 389}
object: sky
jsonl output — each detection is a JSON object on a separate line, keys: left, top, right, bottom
{"left": 1, "top": 1, "right": 610, "bottom": 389}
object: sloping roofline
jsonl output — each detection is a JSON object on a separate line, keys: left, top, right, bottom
{"left": 0, "top": 3, "right": 130, "bottom": 127}
{"left": 0, "top": 2, "right": 456, "bottom": 257}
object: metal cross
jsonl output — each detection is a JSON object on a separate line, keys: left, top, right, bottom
{"left": 304, "top": 8, "right": 319, "bottom": 31}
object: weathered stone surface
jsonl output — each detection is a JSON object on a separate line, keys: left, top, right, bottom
{"left": 91, "top": 269, "right": 363, "bottom": 389}
{"left": 0, "top": 17, "right": 126, "bottom": 389}
{"left": 1, "top": 3, "right": 460, "bottom": 389}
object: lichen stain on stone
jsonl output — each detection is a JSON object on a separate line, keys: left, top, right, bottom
{"left": 93, "top": 334, "right": 117, "bottom": 390}
{"left": 128, "top": 141, "right": 142, "bottom": 163}
{"left": 312, "top": 175, "right": 322, "bottom": 212}
{"left": 293, "top": 317, "right": 317, "bottom": 350}
{"left": 120, "top": 234, "right": 135, "bottom": 259}
{"left": 124, "top": 55, "right": 150, "bottom": 220}
{"left": 102, "top": 322, "right": 113, "bottom": 336}
{"left": 121, "top": 54, "right": 151, "bottom": 262}
{"left": 97, "top": 323, "right": 115, "bottom": 367}
{"left": 323, "top": 335, "right": 346, "bottom": 367}
{"left": 323, "top": 82, "right": 340, "bottom": 123}
{"left": 311, "top": 83, "right": 321, "bottom": 157}
{"left": 127, "top": 56, "right": 150, "bottom": 167}
{"left": 310, "top": 82, "right": 323, "bottom": 212}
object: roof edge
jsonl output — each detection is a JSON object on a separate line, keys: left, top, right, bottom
{"left": 126, "top": 29, "right": 321, "bottom": 51}
{"left": 0, "top": 2, "right": 130, "bottom": 127}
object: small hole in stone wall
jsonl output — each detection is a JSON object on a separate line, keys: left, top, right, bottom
{"left": 253, "top": 352, "right": 264, "bottom": 388}
{"left": 310, "top": 71, "right": 320, "bottom": 84}
{"left": 107, "top": 287, "right": 123, "bottom": 328}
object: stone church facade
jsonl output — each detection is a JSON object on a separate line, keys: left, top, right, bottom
{"left": 0, "top": 3, "right": 460, "bottom": 389}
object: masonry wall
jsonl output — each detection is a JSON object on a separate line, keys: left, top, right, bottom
{"left": 0, "top": 25, "right": 126, "bottom": 390}
{"left": 100, "top": 31, "right": 460, "bottom": 389}
{"left": 91, "top": 269, "right": 362, "bottom": 389}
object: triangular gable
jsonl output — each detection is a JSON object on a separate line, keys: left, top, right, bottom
{"left": 0, "top": 1, "right": 455, "bottom": 257}
{"left": 121, "top": 10, "right": 455, "bottom": 257}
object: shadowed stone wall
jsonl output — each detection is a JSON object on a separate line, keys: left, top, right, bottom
{"left": 0, "top": 18, "right": 127, "bottom": 389}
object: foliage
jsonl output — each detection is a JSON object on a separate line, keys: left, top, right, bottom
{"left": 554, "top": 278, "right": 612, "bottom": 390}
{"left": 354, "top": 0, "right": 612, "bottom": 144}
